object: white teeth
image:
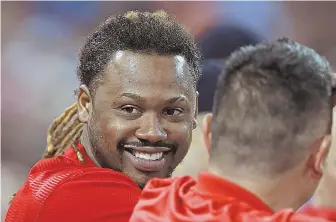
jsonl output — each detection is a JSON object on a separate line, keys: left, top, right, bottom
{"left": 134, "top": 151, "right": 163, "bottom": 161}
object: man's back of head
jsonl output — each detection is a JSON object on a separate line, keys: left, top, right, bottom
{"left": 173, "top": 25, "right": 262, "bottom": 178}
{"left": 206, "top": 38, "right": 334, "bottom": 210}
{"left": 130, "top": 38, "right": 336, "bottom": 222}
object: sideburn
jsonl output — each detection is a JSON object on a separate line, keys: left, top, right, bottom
{"left": 88, "top": 110, "right": 123, "bottom": 172}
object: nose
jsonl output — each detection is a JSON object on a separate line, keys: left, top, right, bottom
{"left": 135, "top": 114, "right": 167, "bottom": 143}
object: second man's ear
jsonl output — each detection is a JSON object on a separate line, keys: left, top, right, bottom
{"left": 202, "top": 113, "right": 213, "bottom": 153}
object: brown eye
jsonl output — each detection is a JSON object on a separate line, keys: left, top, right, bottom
{"left": 121, "top": 106, "right": 141, "bottom": 115}
{"left": 163, "top": 108, "right": 183, "bottom": 116}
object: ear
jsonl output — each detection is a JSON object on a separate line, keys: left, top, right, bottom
{"left": 307, "top": 135, "right": 331, "bottom": 178}
{"left": 77, "top": 85, "right": 91, "bottom": 123}
{"left": 192, "top": 91, "right": 199, "bottom": 129}
{"left": 315, "top": 135, "right": 331, "bottom": 173}
{"left": 201, "top": 113, "right": 212, "bottom": 153}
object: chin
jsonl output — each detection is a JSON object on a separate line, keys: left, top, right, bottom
{"left": 131, "top": 174, "right": 150, "bottom": 189}
{"left": 137, "top": 181, "right": 147, "bottom": 189}
{"left": 130, "top": 169, "right": 173, "bottom": 189}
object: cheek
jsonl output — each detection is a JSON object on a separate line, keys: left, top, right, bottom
{"left": 98, "top": 115, "right": 137, "bottom": 144}
{"left": 169, "top": 123, "right": 192, "bottom": 150}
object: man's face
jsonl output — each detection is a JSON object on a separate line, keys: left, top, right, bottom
{"left": 79, "top": 51, "right": 197, "bottom": 188}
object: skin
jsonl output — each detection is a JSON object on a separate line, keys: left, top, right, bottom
{"left": 314, "top": 105, "right": 336, "bottom": 208}
{"left": 77, "top": 51, "right": 198, "bottom": 188}
{"left": 202, "top": 113, "right": 330, "bottom": 210}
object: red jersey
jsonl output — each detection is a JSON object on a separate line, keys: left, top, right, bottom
{"left": 130, "top": 172, "right": 336, "bottom": 222}
{"left": 5, "top": 143, "right": 141, "bottom": 222}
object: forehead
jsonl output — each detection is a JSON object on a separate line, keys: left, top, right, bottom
{"left": 96, "top": 51, "right": 195, "bottom": 101}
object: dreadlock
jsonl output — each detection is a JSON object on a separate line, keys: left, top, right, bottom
{"left": 9, "top": 104, "right": 84, "bottom": 204}
{"left": 43, "top": 103, "right": 84, "bottom": 158}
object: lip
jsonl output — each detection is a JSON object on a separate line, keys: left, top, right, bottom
{"left": 124, "top": 150, "right": 167, "bottom": 172}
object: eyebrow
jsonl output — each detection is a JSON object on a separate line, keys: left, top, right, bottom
{"left": 118, "top": 93, "right": 188, "bottom": 104}
{"left": 118, "top": 93, "right": 146, "bottom": 104}
{"left": 167, "top": 95, "right": 187, "bottom": 104}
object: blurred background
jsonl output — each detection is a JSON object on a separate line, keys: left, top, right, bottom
{"left": 2, "top": 1, "right": 336, "bottom": 220}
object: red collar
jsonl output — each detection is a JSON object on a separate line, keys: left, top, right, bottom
{"left": 62, "top": 142, "right": 96, "bottom": 167}
{"left": 196, "top": 171, "right": 274, "bottom": 212}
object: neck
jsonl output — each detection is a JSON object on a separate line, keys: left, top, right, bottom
{"left": 80, "top": 126, "right": 102, "bottom": 167}
{"left": 313, "top": 167, "right": 336, "bottom": 208}
{"left": 208, "top": 165, "right": 306, "bottom": 211}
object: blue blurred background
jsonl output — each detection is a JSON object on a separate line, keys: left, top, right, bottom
{"left": 2, "top": 2, "right": 336, "bottom": 220}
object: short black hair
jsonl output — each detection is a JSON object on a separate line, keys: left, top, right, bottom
{"left": 211, "top": 38, "right": 334, "bottom": 175}
{"left": 77, "top": 11, "right": 201, "bottom": 91}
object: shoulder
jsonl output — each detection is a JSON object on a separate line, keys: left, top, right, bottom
{"left": 131, "top": 176, "right": 196, "bottom": 222}
{"left": 40, "top": 168, "right": 140, "bottom": 207}
{"left": 139, "top": 175, "right": 196, "bottom": 201}
{"left": 137, "top": 176, "right": 196, "bottom": 205}
{"left": 7, "top": 157, "right": 141, "bottom": 222}
{"left": 144, "top": 175, "right": 196, "bottom": 191}
{"left": 298, "top": 205, "right": 336, "bottom": 221}
{"left": 28, "top": 155, "right": 140, "bottom": 194}
{"left": 37, "top": 168, "right": 141, "bottom": 221}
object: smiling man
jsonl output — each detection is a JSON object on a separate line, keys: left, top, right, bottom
{"left": 77, "top": 49, "right": 198, "bottom": 188}
{"left": 6, "top": 10, "right": 201, "bottom": 222}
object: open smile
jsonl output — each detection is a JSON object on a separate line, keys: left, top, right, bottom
{"left": 123, "top": 145, "right": 171, "bottom": 172}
